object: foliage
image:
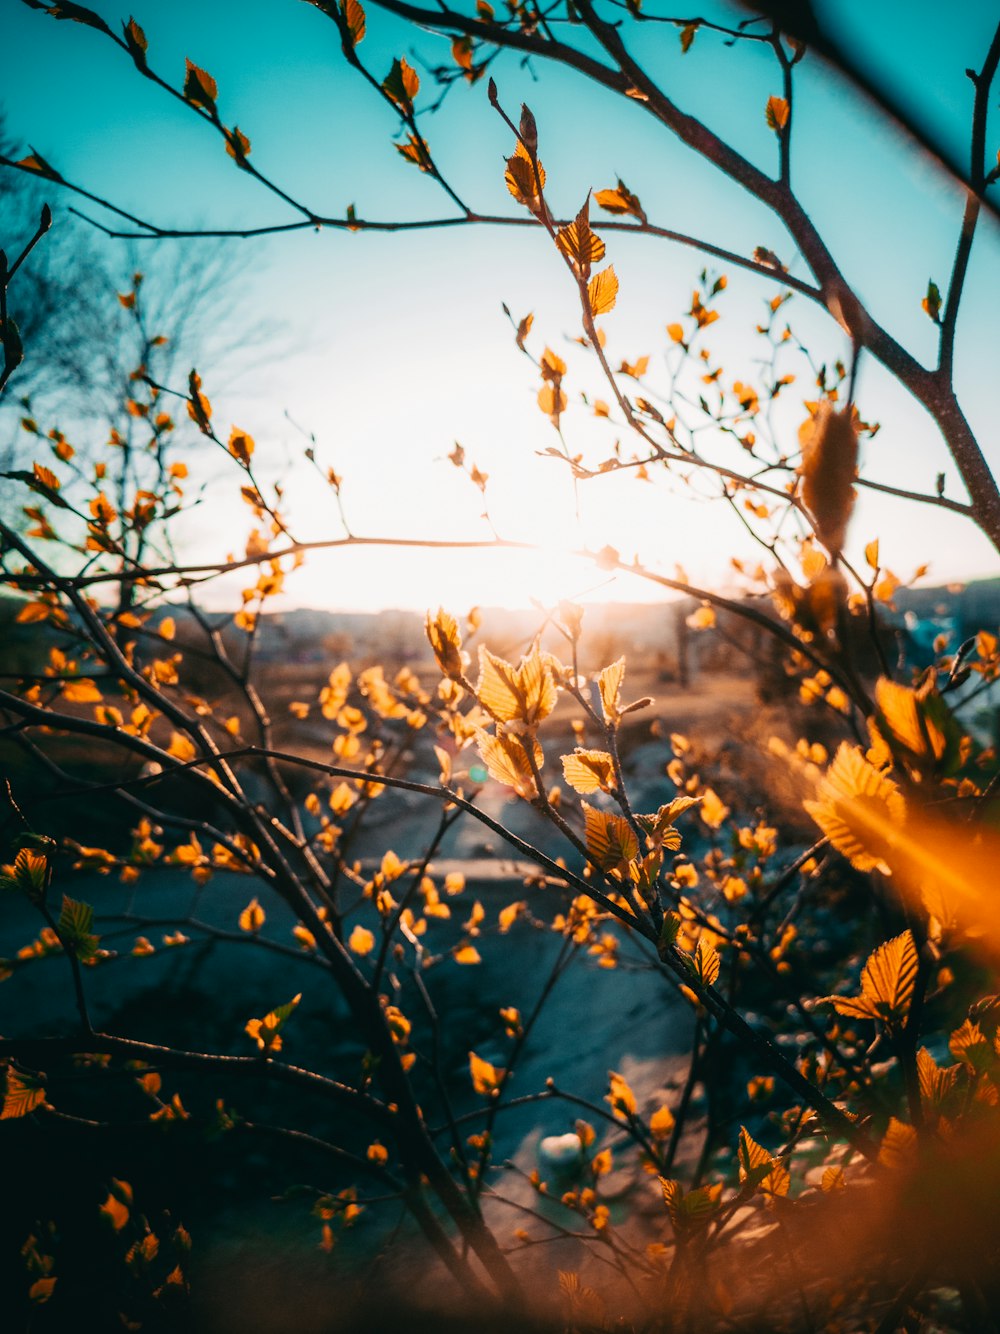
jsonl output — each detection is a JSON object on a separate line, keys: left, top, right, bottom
{"left": 2, "top": 3, "right": 1000, "bottom": 1331}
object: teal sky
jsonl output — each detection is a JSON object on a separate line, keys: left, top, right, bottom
{"left": 4, "top": 0, "right": 999, "bottom": 612}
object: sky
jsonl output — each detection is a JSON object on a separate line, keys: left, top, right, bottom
{"left": 3, "top": 0, "right": 1000, "bottom": 613}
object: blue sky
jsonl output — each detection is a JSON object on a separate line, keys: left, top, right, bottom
{"left": 4, "top": 0, "right": 999, "bottom": 611}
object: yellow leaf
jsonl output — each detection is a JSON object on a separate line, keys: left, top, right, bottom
{"left": 803, "top": 742, "right": 906, "bottom": 873}
{"left": 469, "top": 1050, "right": 503, "bottom": 1095}
{"left": 426, "top": 607, "right": 464, "bottom": 680}
{"left": 167, "top": 732, "right": 197, "bottom": 763}
{"left": 540, "top": 346, "right": 566, "bottom": 381}
{"left": 556, "top": 197, "right": 605, "bottom": 275}
{"left": 582, "top": 803, "right": 638, "bottom": 873}
{"left": 865, "top": 538, "right": 880, "bottom": 570}
{"left": 319, "top": 662, "right": 351, "bottom": 719}
{"left": 587, "top": 266, "right": 619, "bottom": 316}
{"left": 537, "top": 384, "right": 567, "bottom": 418}
{"left": 874, "top": 570, "right": 900, "bottom": 603}
{"left": 228, "top": 427, "right": 255, "bottom": 466}
{"left": 239, "top": 898, "right": 265, "bottom": 933}
{"left": 474, "top": 729, "right": 540, "bottom": 799}
{"left": 875, "top": 677, "right": 946, "bottom": 762}
{"left": 594, "top": 179, "right": 644, "bottom": 222}
{"left": 860, "top": 930, "right": 918, "bottom": 1019}
{"left": 686, "top": 605, "right": 715, "bottom": 630}
{"left": 649, "top": 1105, "right": 675, "bottom": 1139}
{"left": 591, "top": 1148, "right": 612, "bottom": 1176}
{"left": 505, "top": 140, "right": 545, "bottom": 208}
{"left": 737, "top": 1125, "right": 790, "bottom": 1197}
{"left": 498, "top": 901, "right": 526, "bottom": 933}
{"left": 691, "top": 934, "right": 720, "bottom": 987}
{"left": 61, "top": 679, "right": 103, "bottom": 704}
{"left": 699, "top": 788, "right": 729, "bottom": 830}
{"left": 349, "top": 925, "right": 375, "bottom": 955}
{"left": 597, "top": 657, "right": 625, "bottom": 724}
{"left": 606, "top": 1070, "right": 637, "bottom": 1118}
{"left": 561, "top": 749, "right": 615, "bottom": 794}
{"left": 453, "top": 944, "right": 481, "bottom": 965}
{"left": 159, "top": 616, "right": 176, "bottom": 641}
{"left": 666, "top": 322, "right": 685, "bottom": 343}
{"left": 619, "top": 355, "right": 649, "bottom": 378}
{"left": 477, "top": 645, "right": 556, "bottom": 728}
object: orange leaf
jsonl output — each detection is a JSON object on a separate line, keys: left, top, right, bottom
{"left": 765, "top": 95, "right": 789, "bottom": 131}
{"left": 183, "top": 59, "right": 218, "bottom": 112}
{"left": 587, "top": 266, "right": 619, "bottom": 316}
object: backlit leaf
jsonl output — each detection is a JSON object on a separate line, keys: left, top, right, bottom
{"left": 949, "top": 1019, "right": 992, "bottom": 1072}
{"left": 0, "top": 848, "right": 49, "bottom": 896}
{"left": 765, "top": 95, "right": 789, "bottom": 131}
{"left": 341, "top": 0, "right": 366, "bottom": 45}
{"left": 556, "top": 197, "right": 605, "bottom": 276}
{"left": 582, "top": 803, "right": 638, "bottom": 872}
{"left": 239, "top": 898, "right": 265, "bottom": 933}
{"left": 183, "top": 59, "right": 218, "bottom": 112}
{"left": 58, "top": 895, "right": 99, "bottom": 960}
{"left": 606, "top": 1070, "right": 637, "bottom": 1118}
{"left": 224, "top": 125, "right": 251, "bottom": 163}
{"left": 690, "top": 934, "right": 720, "bottom": 987}
{"left": 737, "top": 1125, "right": 790, "bottom": 1197}
{"left": 875, "top": 677, "right": 947, "bottom": 763}
{"left": 804, "top": 742, "right": 906, "bottom": 873}
{"left": 587, "top": 266, "right": 619, "bottom": 316}
{"left": 878, "top": 1116, "right": 917, "bottom": 1168}
{"left": 1, "top": 1068, "right": 45, "bottom": 1120}
{"left": 245, "top": 993, "right": 301, "bottom": 1052}
{"left": 228, "top": 427, "right": 255, "bottom": 466}
{"left": 477, "top": 645, "right": 556, "bottom": 728}
{"left": 916, "top": 1046, "right": 959, "bottom": 1111}
{"left": 561, "top": 749, "right": 615, "bottom": 794}
{"left": 349, "top": 925, "right": 375, "bottom": 955}
{"left": 383, "top": 57, "right": 419, "bottom": 110}
{"left": 860, "top": 930, "right": 918, "bottom": 1019}
{"left": 505, "top": 140, "right": 545, "bottom": 208}
{"left": 598, "top": 657, "right": 625, "bottom": 724}
{"left": 426, "top": 607, "right": 464, "bottom": 680}
{"left": 469, "top": 1050, "right": 502, "bottom": 1094}
{"left": 123, "top": 16, "right": 147, "bottom": 65}
{"left": 474, "top": 729, "right": 540, "bottom": 799}
{"left": 594, "top": 179, "right": 645, "bottom": 223}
